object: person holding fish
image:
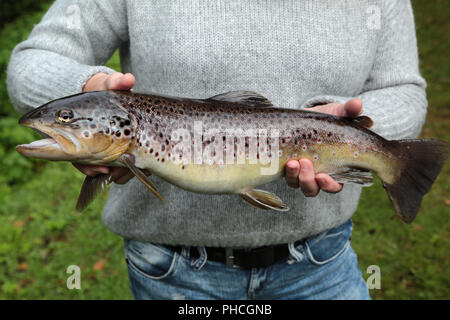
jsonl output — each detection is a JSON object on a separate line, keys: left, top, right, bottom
{"left": 8, "top": 0, "right": 445, "bottom": 300}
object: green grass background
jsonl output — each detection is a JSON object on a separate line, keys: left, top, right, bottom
{"left": 0, "top": 1, "right": 448, "bottom": 299}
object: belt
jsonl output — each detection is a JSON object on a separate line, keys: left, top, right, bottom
{"left": 166, "top": 240, "right": 305, "bottom": 269}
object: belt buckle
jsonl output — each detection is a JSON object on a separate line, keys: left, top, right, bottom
{"left": 225, "top": 247, "right": 238, "bottom": 269}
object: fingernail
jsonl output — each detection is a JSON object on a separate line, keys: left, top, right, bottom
{"left": 287, "top": 163, "right": 296, "bottom": 171}
{"left": 300, "top": 162, "right": 309, "bottom": 172}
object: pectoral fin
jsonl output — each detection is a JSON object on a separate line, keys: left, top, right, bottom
{"left": 76, "top": 173, "right": 113, "bottom": 211}
{"left": 240, "top": 189, "right": 289, "bottom": 212}
{"left": 329, "top": 169, "right": 374, "bottom": 186}
{"left": 119, "top": 154, "right": 164, "bottom": 201}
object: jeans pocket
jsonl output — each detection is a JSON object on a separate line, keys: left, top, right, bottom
{"left": 124, "top": 239, "right": 179, "bottom": 280}
{"left": 304, "top": 219, "right": 352, "bottom": 266}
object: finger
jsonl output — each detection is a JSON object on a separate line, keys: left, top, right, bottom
{"left": 72, "top": 163, "right": 109, "bottom": 177}
{"left": 309, "top": 99, "right": 363, "bottom": 118}
{"left": 285, "top": 160, "right": 300, "bottom": 188}
{"left": 298, "top": 159, "right": 320, "bottom": 197}
{"left": 118, "top": 73, "right": 135, "bottom": 90}
{"left": 110, "top": 167, "right": 130, "bottom": 180}
{"left": 110, "top": 167, "right": 134, "bottom": 184}
{"left": 315, "top": 173, "right": 343, "bottom": 193}
{"left": 114, "top": 171, "right": 135, "bottom": 184}
{"left": 308, "top": 103, "right": 342, "bottom": 115}
{"left": 105, "top": 72, "right": 124, "bottom": 90}
{"left": 343, "top": 98, "right": 363, "bottom": 118}
{"left": 106, "top": 72, "right": 135, "bottom": 90}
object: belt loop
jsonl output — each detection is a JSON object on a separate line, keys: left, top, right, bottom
{"left": 287, "top": 242, "right": 304, "bottom": 263}
{"left": 191, "top": 246, "right": 207, "bottom": 270}
{"left": 181, "top": 246, "right": 190, "bottom": 259}
{"left": 225, "top": 247, "right": 236, "bottom": 269}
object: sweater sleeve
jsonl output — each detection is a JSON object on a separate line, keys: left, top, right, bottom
{"left": 302, "top": 0, "right": 427, "bottom": 140}
{"left": 6, "top": 0, "right": 128, "bottom": 114}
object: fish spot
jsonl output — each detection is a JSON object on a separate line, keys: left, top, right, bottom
{"left": 353, "top": 152, "right": 359, "bottom": 159}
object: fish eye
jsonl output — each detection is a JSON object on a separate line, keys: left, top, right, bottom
{"left": 56, "top": 110, "right": 74, "bottom": 123}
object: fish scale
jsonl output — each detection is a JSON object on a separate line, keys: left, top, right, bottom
{"left": 108, "top": 91, "right": 392, "bottom": 192}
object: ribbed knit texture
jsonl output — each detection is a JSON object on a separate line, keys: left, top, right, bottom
{"left": 7, "top": 0, "right": 427, "bottom": 247}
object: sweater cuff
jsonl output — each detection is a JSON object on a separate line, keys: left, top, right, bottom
{"left": 7, "top": 49, "right": 116, "bottom": 113}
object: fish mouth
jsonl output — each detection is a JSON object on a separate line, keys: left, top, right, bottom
{"left": 16, "top": 137, "right": 73, "bottom": 160}
{"left": 16, "top": 121, "right": 75, "bottom": 161}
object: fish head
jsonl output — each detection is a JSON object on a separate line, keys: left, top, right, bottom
{"left": 16, "top": 91, "right": 134, "bottom": 164}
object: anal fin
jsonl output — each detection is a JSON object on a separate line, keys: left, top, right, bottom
{"left": 329, "top": 169, "right": 374, "bottom": 186}
{"left": 240, "top": 189, "right": 289, "bottom": 212}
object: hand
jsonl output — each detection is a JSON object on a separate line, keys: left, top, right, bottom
{"left": 74, "top": 72, "right": 136, "bottom": 184}
{"left": 82, "top": 71, "right": 135, "bottom": 91}
{"left": 285, "top": 98, "right": 363, "bottom": 196}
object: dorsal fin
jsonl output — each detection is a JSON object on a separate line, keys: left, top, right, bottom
{"left": 207, "top": 91, "right": 273, "bottom": 107}
{"left": 351, "top": 116, "right": 374, "bottom": 128}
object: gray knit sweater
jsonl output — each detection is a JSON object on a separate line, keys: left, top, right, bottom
{"left": 7, "top": 0, "right": 427, "bottom": 247}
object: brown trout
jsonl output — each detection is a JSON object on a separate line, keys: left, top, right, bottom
{"left": 16, "top": 90, "right": 449, "bottom": 223}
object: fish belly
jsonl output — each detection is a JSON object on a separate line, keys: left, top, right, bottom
{"left": 133, "top": 148, "right": 285, "bottom": 194}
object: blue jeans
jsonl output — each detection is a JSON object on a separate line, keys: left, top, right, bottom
{"left": 124, "top": 219, "right": 370, "bottom": 300}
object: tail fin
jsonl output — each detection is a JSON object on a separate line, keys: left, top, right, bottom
{"left": 385, "top": 139, "right": 449, "bottom": 223}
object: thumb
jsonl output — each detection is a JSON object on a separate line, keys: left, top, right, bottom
{"left": 342, "top": 98, "right": 363, "bottom": 118}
